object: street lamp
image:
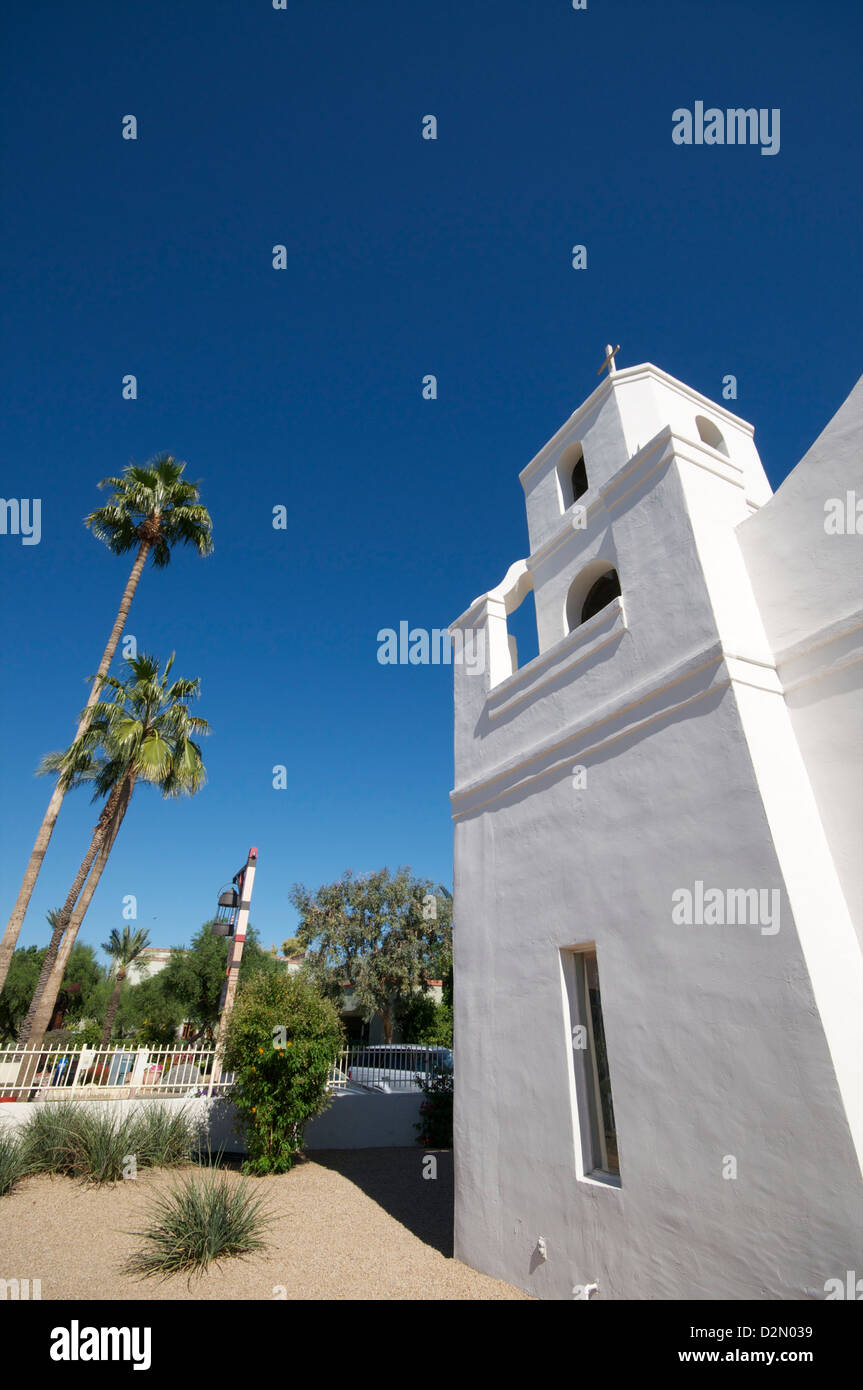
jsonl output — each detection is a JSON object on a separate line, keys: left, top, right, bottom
{"left": 211, "top": 885, "right": 239, "bottom": 936}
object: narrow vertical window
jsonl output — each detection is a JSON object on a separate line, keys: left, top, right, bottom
{"left": 570, "top": 454, "right": 588, "bottom": 502}
{"left": 582, "top": 951, "right": 618, "bottom": 1176}
{"left": 562, "top": 945, "right": 620, "bottom": 1182}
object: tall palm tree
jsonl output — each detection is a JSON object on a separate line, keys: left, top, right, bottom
{"left": 100, "top": 925, "right": 151, "bottom": 1045}
{"left": 0, "top": 456, "right": 213, "bottom": 993}
{"left": 18, "top": 652, "right": 209, "bottom": 1045}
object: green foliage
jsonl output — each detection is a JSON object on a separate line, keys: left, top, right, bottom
{"left": 396, "top": 992, "right": 453, "bottom": 1047}
{"left": 74, "top": 650, "right": 209, "bottom": 802}
{"left": 130, "top": 1106, "right": 201, "bottom": 1169}
{"left": 102, "top": 925, "right": 150, "bottom": 971}
{"left": 0, "top": 943, "right": 108, "bottom": 1042}
{"left": 86, "top": 454, "right": 214, "bottom": 570}
{"left": 66, "top": 1016, "right": 106, "bottom": 1046}
{"left": 415, "top": 1068, "right": 454, "bottom": 1149}
{"left": 159, "top": 926, "right": 228, "bottom": 1039}
{"left": 101, "top": 925, "right": 152, "bottom": 1044}
{"left": 110, "top": 923, "right": 279, "bottom": 1045}
{"left": 19, "top": 1102, "right": 199, "bottom": 1184}
{"left": 113, "top": 973, "right": 185, "bottom": 1043}
{"left": 65, "top": 944, "right": 110, "bottom": 1014}
{"left": 440, "top": 950, "right": 453, "bottom": 1010}
{"left": 0, "top": 1132, "right": 28, "bottom": 1196}
{"left": 223, "top": 971, "right": 344, "bottom": 1174}
{"left": 21, "top": 1103, "right": 136, "bottom": 1182}
{"left": 0, "top": 947, "right": 45, "bottom": 1040}
{"left": 290, "top": 867, "right": 453, "bottom": 1042}
{"left": 124, "top": 1167, "right": 270, "bottom": 1281}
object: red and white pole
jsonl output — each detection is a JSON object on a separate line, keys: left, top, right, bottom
{"left": 215, "top": 846, "right": 258, "bottom": 1051}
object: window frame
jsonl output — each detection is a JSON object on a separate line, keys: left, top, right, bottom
{"left": 561, "top": 943, "right": 621, "bottom": 1186}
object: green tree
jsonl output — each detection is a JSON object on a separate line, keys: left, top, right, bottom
{"left": 142, "top": 924, "right": 279, "bottom": 1044}
{"left": 398, "top": 941, "right": 454, "bottom": 1044}
{"left": 0, "top": 455, "right": 213, "bottom": 993}
{"left": 100, "top": 925, "right": 151, "bottom": 1044}
{"left": 113, "top": 972, "right": 185, "bottom": 1045}
{"left": 0, "top": 940, "right": 106, "bottom": 1041}
{"left": 19, "top": 652, "right": 209, "bottom": 1045}
{"left": 290, "top": 868, "right": 453, "bottom": 1043}
{"left": 223, "top": 971, "right": 344, "bottom": 1174}
{"left": 396, "top": 993, "right": 453, "bottom": 1047}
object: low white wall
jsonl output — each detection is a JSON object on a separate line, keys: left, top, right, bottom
{"left": 0, "top": 1090, "right": 424, "bottom": 1153}
{"left": 0, "top": 1095, "right": 242, "bottom": 1149}
{"left": 305, "top": 1090, "right": 423, "bottom": 1148}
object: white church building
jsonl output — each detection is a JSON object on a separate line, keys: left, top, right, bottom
{"left": 450, "top": 354, "right": 862, "bottom": 1300}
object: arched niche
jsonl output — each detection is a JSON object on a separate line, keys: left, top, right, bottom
{"left": 565, "top": 561, "right": 621, "bottom": 633}
{"left": 695, "top": 415, "right": 729, "bottom": 457}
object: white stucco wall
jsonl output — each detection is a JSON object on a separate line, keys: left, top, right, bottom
{"left": 738, "top": 375, "right": 863, "bottom": 937}
{"left": 451, "top": 363, "right": 863, "bottom": 1300}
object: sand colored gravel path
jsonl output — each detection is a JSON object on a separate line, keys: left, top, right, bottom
{"left": 0, "top": 1148, "right": 530, "bottom": 1301}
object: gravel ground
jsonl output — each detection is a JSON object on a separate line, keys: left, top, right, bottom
{"left": 0, "top": 1148, "right": 530, "bottom": 1300}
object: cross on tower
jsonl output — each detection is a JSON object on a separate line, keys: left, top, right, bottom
{"left": 597, "top": 344, "right": 621, "bottom": 377}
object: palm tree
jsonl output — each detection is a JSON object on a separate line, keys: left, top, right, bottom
{"left": 0, "top": 456, "right": 213, "bottom": 993}
{"left": 100, "top": 926, "right": 151, "bottom": 1045}
{"left": 18, "top": 652, "right": 209, "bottom": 1045}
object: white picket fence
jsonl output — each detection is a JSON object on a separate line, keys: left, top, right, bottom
{"left": 0, "top": 1041, "right": 451, "bottom": 1102}
{"left": 0, "top": 1043, "right": 231, "bottom": 1101}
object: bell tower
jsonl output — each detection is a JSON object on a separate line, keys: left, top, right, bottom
{"left": 449, "top": 353, "right": 862, "bottom": 1301}
{"left": 451, "top": 350, "right": 773, "bottom": 786}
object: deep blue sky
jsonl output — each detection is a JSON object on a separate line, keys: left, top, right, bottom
{"left": 1, "top": 0, "right": 861, "bottom": 965}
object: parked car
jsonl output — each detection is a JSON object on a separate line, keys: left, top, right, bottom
{"left": 346, "top": 1045, "right": 452, "bottom": 1093}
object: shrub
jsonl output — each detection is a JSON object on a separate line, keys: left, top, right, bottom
{"left": 129, "top": 1106, "right": 199, "bottom": 1169}
{"left": 0, "top": 1131, "right": 28, "bottom": 1196}
{"left": 20, "top": 1103, "right": 199, "bottom": 1183}
{"left": 21, "top": 1103, "right": 138, "bottom": 1183}
{"left": 19, "top": 1101, "right": 81, "bottom": 1176}
{"left": 69, "top": 1109, "right": 140, "bottom": 1184}
{"left": 67, "top": 1018, "right": 104, "bottom": 1047}
{"left": 222, "top": 972, "right": 344, "bottom": 1174}
{"left": 123, "top": 1168, "right": 271, "bottom": 1281}
{"left": 414, "top": 1067, "right": 453, "bottom": 1148}
{"left": 397, "top": 993, "right": 453, "bottom": 1046}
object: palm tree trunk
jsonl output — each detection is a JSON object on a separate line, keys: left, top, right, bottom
{"left": 101, "top": 970, "right": 126, "bottom": 1047}
{"left": 0, "top": 540, "right": 150, "bottom": 993}
{"left": 29, "top": 812, "right": 123, "bottom": 1048}
{"left": 17, "top": 775, "right": 134, "bottom": 1045}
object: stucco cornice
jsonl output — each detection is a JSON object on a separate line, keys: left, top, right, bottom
{"left": 773, "top": 607, "right": 863, "bottom": 695}
{"left": 449, "top": 639, "right": 786, "bottom": 817}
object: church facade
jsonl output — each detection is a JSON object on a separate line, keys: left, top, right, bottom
{"left": 449, "top": 357, "right": 862, "bottom": 1299}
